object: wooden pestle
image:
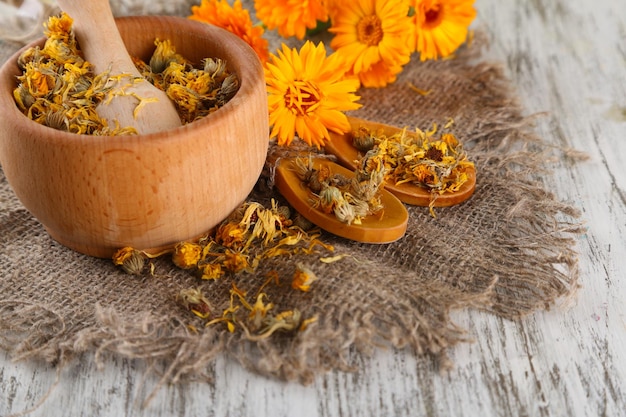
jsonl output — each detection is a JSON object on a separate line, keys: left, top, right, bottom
{"left": 56, "top": 0, "right": 181, "bottom": 134}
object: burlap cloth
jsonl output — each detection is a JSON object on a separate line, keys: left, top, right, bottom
{"left": 0, "top": 1, "right": 582, "bottom": 390}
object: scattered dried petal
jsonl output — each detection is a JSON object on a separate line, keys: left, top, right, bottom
{"left": 112, "top": 246, "right": 147, "bottom": 275}
{"left": 172, "top": 242, "right": 203, "bottom": 269}
{"left": 178, "top": 288, "right": 212, "bottom": 319}
{"left": 292, "top": 263, "right": 318, "bottom": 292}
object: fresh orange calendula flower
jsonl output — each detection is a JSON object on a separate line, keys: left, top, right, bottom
{"left": 329, "top": 0, "right": 413, "bottom": 88}
{"left": 265, "top": 41, "right": 361, "bottom": 148}
{"left": 189, "top": 0, "right": 269, "bottom": 63}
{"left": 410, "top": 0, "right": 477, "bottom": 60}
{"left": 254, "top": 0, "right": 328, "bottom": 40}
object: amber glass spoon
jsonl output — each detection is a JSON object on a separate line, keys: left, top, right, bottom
{"left": 274, "top": 157, "right": 409, "bottom": 244}
{"left": 325, "top": 116, "right": 477, "bottom": 207}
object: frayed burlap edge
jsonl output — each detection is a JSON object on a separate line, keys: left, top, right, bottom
{"left": 0, "top": 30, "right": 582, "bottom": 407}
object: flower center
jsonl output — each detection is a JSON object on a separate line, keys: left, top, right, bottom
{"left": 284, "top": 80, "right": 322, "bottom": 116}
{"left": 423, "top": 2, "right": 443, "bottom": 28}
{"left": 425, "top": 146, "right": 444, "bottom": 162}
{"left": 357, "top": 15, "right": 383, "bottom": 46}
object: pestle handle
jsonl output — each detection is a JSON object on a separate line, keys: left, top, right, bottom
{"left": 56, "top": 0, "right": 181, "bottom": 134}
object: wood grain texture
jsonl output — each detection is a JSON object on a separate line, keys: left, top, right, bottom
{"left": 0, "top": 16, "right": 269, "bottom": 258}
{"left": 1, "top": 0, "right": 625, "bottom": 416}
{"left": 274, "top": 158, "right": 409, "bottom": 243}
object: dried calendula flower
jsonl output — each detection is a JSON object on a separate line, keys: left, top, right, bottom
{"left": 203, "top": 57, "right": 228, "bottom": 78}
{"left": 114, "top": 198, "right": 337, "bottom": 339}
{"left": 240, "top": 200, "right": 287, "bottom": 247}
{"left": 248, "top": 293, "right": 274, "bottom": 331}
{"left": 201, "top": 271, "right": 320, "bottom": 339}
{"left": 22, "top": 64, "right": 55, "bottom": 98}
{"left": 316, "top": 185, "right": 344, "bottom": 214}
{"left": 44, "top": 12, "right": 75, "bottom": 43}
{"left": 355, "top": 124, "right": 474, "bottom": 197}
{"left": 178, "top": 288, "right": 212, "bottom": 319}
{"left": 149, "top": 38, "right": 186, "bottom": 73}
{"left": 198, "top": 262, "right": 224, "bottom": 280}
{"left": 333, "top": 199, "right": 357, "bottom": 225}
{"left": 292, "top": 263, "right": 318, "bottom": 292}
{"left": 169, "top": 199, "right": 333, "bottom": 285}
{"left": 13, "top": 14, "right": 238, "bottom": 134}
{"left": 256, "top": 309, "right": 303, "bottom": 338}
{"left": 217, "top": 73, "right": 239, "bottom": 105}
{"left": 112, "top": 246, "right": 148, "bottom": 275}
{"left": 172, "top": 242, "right": 203, "bottom": 269}
{"left": 294, "top": 155, "right": 331, "bottom": 194}
{"left": 206, "top": 283, "right": 246, "bottom": 332}
{"left": 352, "top": 125, "right": 377, "bottom": 152}
{"left": 215, "top": 221, "right": 246, "bottom": 249}
{"left": 291, "top": 212, "right": 314, "bottom": 231}
{"left": 222, "top": 250, "right": 251, "bottom": 273}
{"left": 154, "top": 44, "right": 239, "bottom": 123}
{"left": 298, "top": 154, "right": 385, "bottom": 225}
{"left": 240, "top": 308, "right": 308, "bottom": 340}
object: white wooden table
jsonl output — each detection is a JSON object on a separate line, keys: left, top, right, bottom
{"left": 1, "top": 0, "right": 625, "bottom": 415}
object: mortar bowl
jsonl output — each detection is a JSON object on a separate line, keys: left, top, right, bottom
{"left": 0, "top": 16, "right": 269, "bottom": 258}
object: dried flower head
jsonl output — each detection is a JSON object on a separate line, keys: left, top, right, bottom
{"left": 316, "top": 185, "right": 345, "bottom": 214}
{"left": 112, "top": 247, "right": 148, "bottom": 275}
{"left": 178, "top": 288, "right": 212, "bottom": 319}
{"left": 202, "top": 57, "right": 227, "bottom": 78}
{"left": 217, "top": 73, "right": 240, "bottom": 105}
{"left": 294, "top": 156, "right": 331, "bottom": 193}
{"left": 43, "top": 12, "right": 75, "bottom": 43}
{"left": 223, "top": 250, "right": 251, "bottom": 273}
{"left": 110, "top": 199, "right": 334, "bottom": 343}
{"left": 297, "top": 155, "right": 386, "bottom": 225}
{"left": 154, "top": 42, "right": 239, "bottom": 123}
{"left": 13, "top": 15, "right": 238, "bottom": 134}
{"left": 351, "top": 122, "right": 474, "bottom": 215}
{"left": 215, "top": 222, "right": 247, "bottom": 249}
{"left": 172, "top": 242, "right": 203, "bottom": 269}
{"left": 256, "top": 309, "right": 303, "bottom": 338}
{"left": 352, "top": 126, "right": 378, "bottom": 151}
{"left": 333, "top": 199, "right": 357, "bottom": 225}
{"left": 292, "top": 263, "right": 319, "bottom": 292}
{"left": 149, "top": 38, "right": 186, "bottom": 73}
{"left": 248, "top": 293, "right": 274, "bottom": 331}
{"left": 198, "top": 262, "right": 224, "bottom": 280}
